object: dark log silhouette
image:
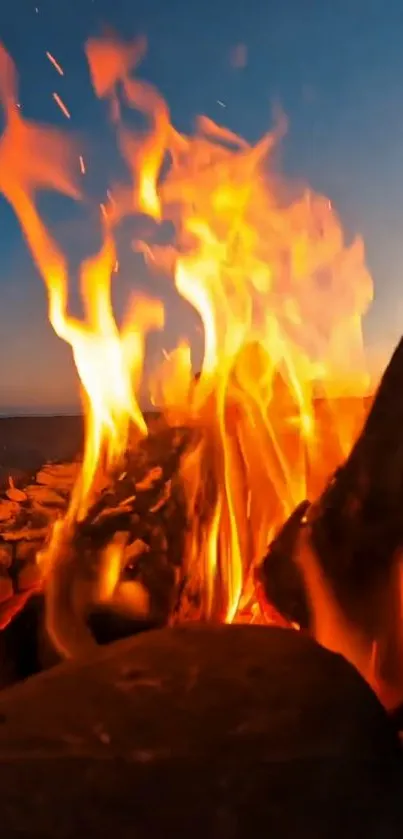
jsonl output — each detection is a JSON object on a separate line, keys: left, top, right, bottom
{"left": 0, "top": 624, "right": 402, "bottom": 839}
{"left": 258, "top": 499, "right": 310, "bottom": 627}
{"left": 259, "top": 336, "right": 403, "bottom": 629}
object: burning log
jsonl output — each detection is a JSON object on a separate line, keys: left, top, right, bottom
{"left": 0, "top": 417, "right": 202, "bottom": 676}
{"left": 0, "top": 421, "right": 191, "bottom": 606}
{"left": 65, "top": 419, "right": 196, "bottom": 627}
{"left": 259, "top": 335, "right": 403, "bottom": 711}
{"left": 259, "top": 336, "right": 403, "bottom": 626}
{"left": 0, "top": 623, "right": 402, "bottom": 839}
{"left": 257, "top": 499, "right": 311, "bottom": 629}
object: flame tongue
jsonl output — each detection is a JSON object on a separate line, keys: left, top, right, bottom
{"left": 0, "top": 44, "right": 164, "bottom": 521}
{"left": 0, "top": 37, "right": 374, "bottom": 651}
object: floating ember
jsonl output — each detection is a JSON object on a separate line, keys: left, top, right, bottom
{"left": 0, "top": 35, "right": 374, "bottom": 663}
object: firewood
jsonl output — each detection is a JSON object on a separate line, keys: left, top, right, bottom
{"left": 66, "top": 420, "right": 196, "bottom": 627}
{"left": 0, "top": 501, "right": 20, "bottom": 524}
{"left": 1, "top": 526, "right": 48, "bottom": 543}
{"left": 0, "top": 576, "right": 13, "bottom": 603}
{"left": 259, "top": 335, "right": 403, "bottom": 629}
{"left": 0, "top": 417, "right": 201, "bottom": 661}
{"left": 258, "top": 500, "right": 311, "bottom": 627}
{"left": 5, "top": 485, "right": 27, "bottom": 503}
{"left": 17, "top": 563, "right": 42, "bottom": 592}
{"left": 36, "top": 462, "right": 80, "bottom": 490}
{"left": 24, "top": 485, "right": 66, "bottom": 507}
{"left": 0, "top": 546, "right": 11, "bottom": 568}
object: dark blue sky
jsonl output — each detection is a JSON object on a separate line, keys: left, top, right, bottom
{"left": 1, "top": 0, "right": 403, "bottom": 412}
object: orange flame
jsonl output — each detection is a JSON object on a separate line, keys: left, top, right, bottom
{"left": 86, "top": 36, "right": 372, "bottom": 623}
{"left": 0, "top": 38, "right": 373, "bottom": 650}
{"left": 0, "top": 42, "right": 164, "bottom": 524}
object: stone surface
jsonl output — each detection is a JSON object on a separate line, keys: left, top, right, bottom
{"left": 0, "top": 624, "right": 401, "bottom": 838}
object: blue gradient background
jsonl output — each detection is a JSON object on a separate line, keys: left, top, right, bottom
{"left": 1, "top": 0, "right": 403, "bottom": 413}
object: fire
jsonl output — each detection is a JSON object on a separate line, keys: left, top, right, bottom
{"left": 0, "top": 37, "right": 373, "bottom": 653}
{"left": 0, "top": 43, "right": 164, "bottom": 523}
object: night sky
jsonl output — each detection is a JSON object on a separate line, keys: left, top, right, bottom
{"left": 1, "top": 0, "right": 403, "bottom": 413}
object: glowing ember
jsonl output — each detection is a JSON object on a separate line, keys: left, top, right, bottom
{"left": 52, "top": 91, "right": 71, "bottom": 119}
{"left": 46, "top": 51, "right": 64, "bottom": 77}
{"left": 0, "top": 37, "right": 373, "bottom": 656}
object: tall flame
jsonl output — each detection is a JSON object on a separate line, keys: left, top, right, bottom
{"left": 0, "top": 37, "right": 373, "bottom": 649}
{"left": 0, "top": 43, "right": 164, "bottom": 521}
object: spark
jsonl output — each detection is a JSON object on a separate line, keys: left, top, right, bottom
{"left": 52, "top": 92, "right": 70, "bottom": 119}
{"left": 217, "top": 100, "right": 227, "bottom": 108}
{"left": 46, "top": 51, "right": 64, "bottom": 76}
{"left": 79, "top": 155, "right": 86, "bottom": 174}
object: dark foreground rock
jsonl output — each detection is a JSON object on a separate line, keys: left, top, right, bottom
{"left": 0, "top": 624, "right": 401, "bottom": 838}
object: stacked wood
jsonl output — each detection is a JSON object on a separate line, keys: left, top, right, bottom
{"left": 0, "top": 462, "right": 78, "bottom": 608}
{"left": 0, "top": 421, "right": 196, "bottom": 604}
{"left": 257, "top": 500, "right": 311, "bottom": 628}
{"left": 0, "top": 624, "right": 402, "bottom": 839}
{"left": 58, "top": 421, "right": 198, "bottom": 626}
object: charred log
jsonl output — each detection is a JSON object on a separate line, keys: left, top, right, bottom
{"left": 258, "top": 500, "right": 310, "bottom": 628}
{"left": 0, "top": 418, "right": 199, "bottom": 631}
{"left": 259, "top": 336, "right": 403, "bottom": 630}
{"left": 0, "top": 417, "right": 198, "bottom": 681}
{"left": 0, "top": 624, "right": 402, "bottom": 839}
{"left": 69, "top": 419, "right": 197, "bottom": 625}
{"left": 0, "top": 415, "right": 230, "bottom": 678}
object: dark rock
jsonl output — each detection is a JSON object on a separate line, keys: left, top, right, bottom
{"left": 0, "top": 623, "right": 401, "bottom": 838}
{"left": 0, "top": 593, "right": 160, "bottom": 689}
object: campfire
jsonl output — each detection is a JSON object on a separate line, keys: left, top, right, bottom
{"left": 1, "top": 31, "right": 403, "bottom": 838}
{"left": 0, "top": 34, "right": 376, "bottom": 655}
{"left": 0, "top": 28, "right": 392, "bottom": 677}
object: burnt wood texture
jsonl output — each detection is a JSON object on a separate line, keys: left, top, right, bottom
{"left": 259, "top": 336, "right": 403, "bottom": 629}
